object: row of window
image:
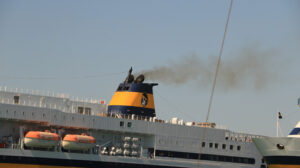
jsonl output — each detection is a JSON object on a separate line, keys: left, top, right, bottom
{"left": 156, "top": 139, "right": 241, "bottom": 151}
{"left": 202, "top": 142, "right": 241, "bottom": 151}
{"left": 120, "top": 121, "right": 132, "bottom": 128}
{"left": 1, "top": 109, "right": 98, "bottom": 125}
{"left": 153, "top": 149, "right": 255, "bottom": 164}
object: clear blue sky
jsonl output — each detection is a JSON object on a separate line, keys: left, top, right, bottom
{"left": 0, "top": 0, "right": 299, "bottom": 136}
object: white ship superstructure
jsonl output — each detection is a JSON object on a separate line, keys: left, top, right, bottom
{"left": 0, "top": 71, "right": 266, "bottom": 168}
{"left": 253, "top": 100, "right": 300, "bottom": 168}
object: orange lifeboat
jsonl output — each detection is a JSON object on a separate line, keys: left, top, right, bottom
{"left": 24, "top": 130, "right": 60, "bottom": 148}
{"left": 62, "top": 133, "right": 95, "bottom": 151}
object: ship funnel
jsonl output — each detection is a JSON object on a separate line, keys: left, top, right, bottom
{"left": 108, "top": 68, "right": 157, "bottom": 117}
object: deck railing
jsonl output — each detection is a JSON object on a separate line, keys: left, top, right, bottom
{"left": 0, "top": 86, "right": 105, "bottom": 105}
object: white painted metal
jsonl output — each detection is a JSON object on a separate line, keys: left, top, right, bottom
{"left": 0, "top": 89, "right": 266, "bottom": 167}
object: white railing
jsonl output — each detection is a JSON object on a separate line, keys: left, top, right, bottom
{"left": 0, "top": 86, "right": 105, "bottom": 104}
{"left": 215, "top": 125, "right": 228, "bottom": 130}
{"left": 0, "top": 97, "right": 74, "bottom": 113}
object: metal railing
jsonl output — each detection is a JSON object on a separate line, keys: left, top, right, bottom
{"left": 0, "top": 86, "right": 105, "bottom": 105}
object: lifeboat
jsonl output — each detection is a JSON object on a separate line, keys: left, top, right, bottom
{"left": 24, "top": 130, "right": 60, "bottom": 148}
{"left": 62, "top": 133, "right": 95, "bottom": 151}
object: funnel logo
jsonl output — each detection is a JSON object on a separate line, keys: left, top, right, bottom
{"left": 141, "top": 93, "right": 148, "bottom": 107}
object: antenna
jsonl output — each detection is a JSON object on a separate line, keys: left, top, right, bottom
{"left": 276, "top": 108, "right": 280, "bottom": 137}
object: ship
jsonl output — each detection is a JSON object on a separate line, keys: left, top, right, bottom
{"left": 0, "top": 68, "right": 267, "bottom": 168}
{"left": 253, "top": 99, "right": 300, "bottom": 168}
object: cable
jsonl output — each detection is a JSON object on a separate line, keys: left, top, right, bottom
{"left": 198, "top": 0, "right": 234, "bottom": 167}
{"left": 206, "top": 0, "right": 234, "bottom": 124}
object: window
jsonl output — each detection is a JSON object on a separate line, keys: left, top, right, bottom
{"left": 78, "top": 107, "right": 84, "bottom": 114}
{"left": 127, "top": 122, "right": 132, "bottom": 128}
{"left": 120, "top": 121, "right": 124, "bottom": 127}
{"left": 85, "top": 107, "right": 91, "bottom": 115}
{"left": 209, "top": 143, "right": 213, "bottom": 148}
{"left": 215, "top": 143, "right": 219, "bottom": 149}
{"left": 233, "top": 157, "right": 240, "bottom": 163}
{"left": 14, "top": 96, "right": 19, "bottom": 104}
{"left": 154, "top": 149, "right": 255, "bottom": 164}
{"left": 225, "top": 156, "right": 232, "bottom": 162}
{"left": 237, "top": 146, "right": 241, "bottom": 151}
{"left": 222, "top": 144, "right": 226, "bottom": 149}
{"left": 202, "top": 142, "right": 206, "bottom": 147}
{"left": 78, "top": 107, "right": 91, "bottom": 115}
{"left": 230, "top": 145, "right": 234, "bottom": 150}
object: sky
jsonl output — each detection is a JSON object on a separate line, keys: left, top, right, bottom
{"left": 0, "top": 0, "right": 299, "bottom": 136}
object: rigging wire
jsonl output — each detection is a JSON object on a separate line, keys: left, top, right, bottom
{"left": 206, "top": 0, "right": 234, "bottom": 124}
{"left": 198, "top": 0, "right": 234, "bottom": 167}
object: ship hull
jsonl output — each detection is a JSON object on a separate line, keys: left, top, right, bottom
{"left": 0, "top": 163, "right": 79, "bottom": 168}
{"left": 0, "top": 155, "right": 180, "bottom": 168}
{"left": 268, "top": 165, "right": 300, "bottom": 168}
{"left": 253, "top": 137, "right": 300, "bottom": 168}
